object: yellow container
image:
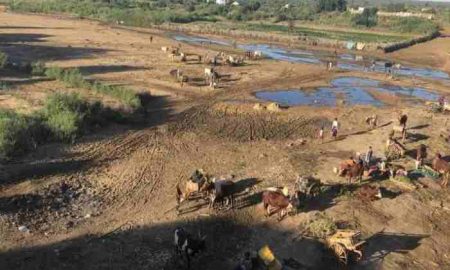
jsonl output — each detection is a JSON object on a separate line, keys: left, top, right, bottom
{"left": 258, "top": 245, "right": 275, "bottom": 264}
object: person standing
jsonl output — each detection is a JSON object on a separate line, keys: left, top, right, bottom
{"left": 331, "top": 118, "right": 339, "bottom": 140}
{"left": 365, "top": 146, "right": 373, "bottom": 166}
{"left": 318, "top": 126, "right": 324, "bottom": 143}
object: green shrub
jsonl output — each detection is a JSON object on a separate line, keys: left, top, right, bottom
{"left": 45, "top": 66, "right": 64, "bottom": 79}
{"left": 352, "top": 7, "right": 378, "bottom": 28}
{"left": 31, "top": 61, "right": 46, "bottom": 76}
{"left": 91, "top": 81, "right": 141, "bottom": 109}
{"left": 61, "top": 68, "right": 89, "bottom": 88}
{"left": 0, "top": 51, "right": 8, "bottom": 68}
{"left": 0, "top": 110, "right": 31, "bottom": 159}
{"left": 44, "top": 66, "right": 141, "bottom": 109}
{"left": 41, "top": 92, "right": 90, "bottom": 142}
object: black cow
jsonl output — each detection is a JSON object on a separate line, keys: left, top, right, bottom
{"left": 174, "top": 227, "right": 206, "bottom": 269}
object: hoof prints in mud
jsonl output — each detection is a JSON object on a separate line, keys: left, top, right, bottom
{"left": 1, "top": 180, "right": 102, "bottom": 233}
{"left": 171, "top": 106, "right": 325, "bottom": 141}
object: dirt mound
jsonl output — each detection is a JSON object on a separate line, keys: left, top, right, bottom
{"left": 170, "top": 106, "right": 327, "bottom": 142}
{"left": 2, "top": 180, "right": 103, "bottom": 234}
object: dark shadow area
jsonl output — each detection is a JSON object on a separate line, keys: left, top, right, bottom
{"left": 78, "top": 65, "right": 150, "bottom": 76}
{"left": 0, "top": 43, "right": 110, "bottom": 63}
{"left": 233, "top": 177, "right": 261, "bottom": 194}
{"left": 406, "top": 133, "right": 429, "bottom": 143}
{"left": 0, "top": 193, "right": 43, "bottom": 215}
{"left": 0, "top": 26, "right": 71, "bottom": 30}
{"left": 0, "top": 33, "right": 50, "bottom": 43}
{"left": 404, "top": 149, "right": 417, "bottom": 160}
{"left": 408, "top": 124, "right": 429, "bottom": 130}
{"left": 379, "top": 187, "right": 402, "bottom": 199}
{"left": 0, "top": 32, "right": 110, "bottom": 64}
{"left": 0, "top": 216, "right": 336, "bottom": 270}
{"left": 359, "top": 232, "right": 428, "bottom": 268}
{"left": 1, "top": 159, "right": 94, "bottom": 186}
{"left": 1, "top": 76, "right": 53, "bottom": 86}
{"left": 302, "top": 184, "right": 342, "bottom": 212}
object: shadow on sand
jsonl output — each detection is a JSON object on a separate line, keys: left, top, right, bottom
{"left": 0, "top": 216, "right": 337, "bottom": 270}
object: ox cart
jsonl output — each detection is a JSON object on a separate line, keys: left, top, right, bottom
{"left": 326, "top": 230, "right": 365, "bottom": 265}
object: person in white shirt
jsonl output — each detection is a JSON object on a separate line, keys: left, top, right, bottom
{"left": 331, "top": 118, "right": 339, "bottom": 139}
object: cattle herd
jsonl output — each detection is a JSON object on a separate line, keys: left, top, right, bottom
{"left": 162, "top": 42, "right": 262, "bottom": 89}
{"left": 172, "top": 110, "right": 450, "bottom": 269}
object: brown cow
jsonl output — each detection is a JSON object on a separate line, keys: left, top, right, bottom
{"left": 432, "top": 153, "right": 450, "bottom": 187}
{"left": 262, "top": 190, "right": 298, "bottom": 221}
{"left": 346, "top": 159, "right": 365, "bottom": 184}
{"left": 356, "top": 185, "right": 382, "bottom": 202}
{"left": 416, "top": 144, "right": 427, "bottom": 169}
{"left": 176, "top": 170, "right": 211, "bottom": 207}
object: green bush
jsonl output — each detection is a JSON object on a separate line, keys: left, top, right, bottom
{"left": 41, "top": 92, "right": 89, "bottom": 142}
{"left": 31, "top": 61, "right": 46, "bottom": 76}
{"left": 91, "top": 81, "right": 141, "bottom": 109}
{"left": 317, "top": 0, "right": 347, "bottom": 12}
{"left": 61, "top": 68, "right": 89, "bottom": 88}
{"left": 0, "top": 109, "right": 31, "bottom": 159}
{"left": 352, "top": 7, "right": 378, "bottom": 28}
{"left": 44, "top": 66, "right": 141, "bottom": 109}
{"left": 0, "top": 51, "right": 8, "bottom": 68}
{"left": 45, "top": 66, "right": 64, "bottom": 79}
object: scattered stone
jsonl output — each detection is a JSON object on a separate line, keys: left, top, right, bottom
{"left": 18, "top": 225, "right": 29, "bottom": 233}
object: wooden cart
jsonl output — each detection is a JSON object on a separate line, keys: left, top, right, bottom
{"left": 326, "top": 230, "right": 365, "bottom": 265}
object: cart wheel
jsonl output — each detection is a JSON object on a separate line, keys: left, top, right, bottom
{"left": 331, "top": 243, "right": 348, "bottom": 265}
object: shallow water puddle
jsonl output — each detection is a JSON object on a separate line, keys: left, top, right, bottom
{"left": 254, "top": 77, "right": 439, "bottom": 107}
{"left": 171, "top": 33, "right": 450, "bottom": 81}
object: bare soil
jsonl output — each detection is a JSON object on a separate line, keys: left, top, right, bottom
{"left": 0, "top": 11, "right": 449, "bottom": 270}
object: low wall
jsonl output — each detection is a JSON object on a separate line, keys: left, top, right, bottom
{"left": 379, "top": 31, "right": 440, "bottom": 53}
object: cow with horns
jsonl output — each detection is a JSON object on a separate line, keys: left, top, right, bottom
{"left": 174, "top": 227, "right": 206, "bottom": 269}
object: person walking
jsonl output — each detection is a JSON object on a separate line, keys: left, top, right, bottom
{"left": 331, "top": 118, "right": 339, "bottom": 140}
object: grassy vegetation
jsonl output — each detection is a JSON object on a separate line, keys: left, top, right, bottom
{"left": 45, "top": 67, "right": 141, "bottom": 109}
{"left": 230, "top": 22, "right": 409, "bottom": 43}
{"left": 301, "top": 213, "right": 337, "bottom": 238}
{"left": 0, "top": 109, "right": 32, "bottom": 159}
{"left": 7, "top": 0, "right": 216, "bottom": 25}
{"left": 0, "top": 51, "right": 8, "bottom": 68}
{"left": 379, "top": 17, "right": 439, "bottom": 35}
{"left": 4, "top": 0, "right": 440, "bottom": 44}
{"left": 0, "top": 91, "right": 127, "bottom": 159}
{"left": 40, "top": 92, "right": 91, "bottom": 142}
{"left": 31, "top": 61, "right": 46, "bottom": 76}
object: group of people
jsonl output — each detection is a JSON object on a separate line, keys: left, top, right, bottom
{"left": 318, "top": 118, "right": 340, "bottom": 143}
